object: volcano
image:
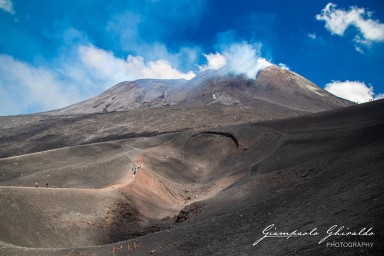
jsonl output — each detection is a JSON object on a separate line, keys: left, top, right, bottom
{"left": 51, "top": 65, "right": 352, "bottom": 115}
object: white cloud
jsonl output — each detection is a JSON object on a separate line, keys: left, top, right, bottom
{"left": 199, "top": 42, "right": 271, "bottom": 78}
{"left": 78, "top": 45, "right": 195, "bottom": 81}
{"left": 198, "top": 52, "right": 226, "bottom": 71}
{"left": 0, "top": 0, "right": 14, "bottom": 14}
{"left": 354, "top": 45, "right": 365, "bottom": 54}
{"left": 316, "top": 3, "right": 384, "bottom": 51}
{"left": 308, "top": 33, "right": 317, "bottom": 39}
{"left": 0, "top": 55, "right": 81, "bottom": 115}
{"left": 324, "top": 80, "right": 379, "bottom": 103}
{"left": 221, "top": 42, "right": 271, "bottom": 78}
{"left": 278, "top": 63, "right": 290, "bottom": 70}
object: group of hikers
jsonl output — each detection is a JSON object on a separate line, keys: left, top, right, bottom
{"left": 131, "top": 163, "right": 141, "bottom": 176}
{"left": 35, "top": 182, "right": 49, "bottom": 188}
{"left": 34, "top": 157, "right": 141, "bottom": 188}
{"left": 128, "top": 156, "right": 142, "bottom": 176}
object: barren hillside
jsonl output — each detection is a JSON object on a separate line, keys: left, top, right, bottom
{"left": 0, "top": 100, "right": 383, "bottom": 255}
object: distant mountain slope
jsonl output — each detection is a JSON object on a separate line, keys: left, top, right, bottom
{"left": 50, "top": 65, "right": 353, "bottom": 115}
{"left": 0, "top": 103, "right": 302, "bottom": 158}
{"left": 52, "top": 79, "right": 189, "bottom": 114}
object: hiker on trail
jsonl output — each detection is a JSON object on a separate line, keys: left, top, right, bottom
{"left": 35, "top": 182, "right": 38, "bottom": 188}
{"left": 132, "top": 164, "right": 142, "bottom": 176}
{"left": 46, "top": 182, "right": 48, "bottom": 188}
{"left": 127, "top": 156, "right": 142, "bottom": 176}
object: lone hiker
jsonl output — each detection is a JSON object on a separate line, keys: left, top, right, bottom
{"left": 35, "top": 182, "right": 38, "bottom": 188}
{"left": 46, "top": 182, "right": 48, "bottom": 188}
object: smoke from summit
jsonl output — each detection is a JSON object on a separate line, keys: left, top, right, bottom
{"left": 199, "top": 42, "right": 272, "bottom": 79}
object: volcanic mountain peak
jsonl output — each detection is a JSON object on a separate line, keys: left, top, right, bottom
{"left": 261, "top": 65, "right": 325, "bottom": 94}
{"left": 250, "top": 65, "right": 353, "bottom": 111}
{"left": 49, "top": 65, "right": 353, "bottom": 115}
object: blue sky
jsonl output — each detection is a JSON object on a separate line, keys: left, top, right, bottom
{"left": 0, "top": 0, "right": 383, "bottom": 115}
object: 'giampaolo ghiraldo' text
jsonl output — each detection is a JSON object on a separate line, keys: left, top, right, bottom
{"left": 253, "top": 224, "right": 374, "bottom": 245}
